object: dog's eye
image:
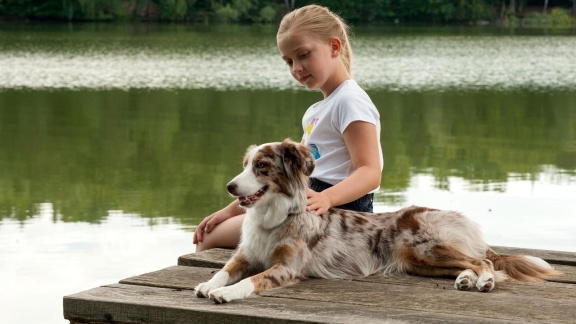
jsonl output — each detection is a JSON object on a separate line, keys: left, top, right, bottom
{"left": 256, "top": 162, "right": 266, "bottom": 169}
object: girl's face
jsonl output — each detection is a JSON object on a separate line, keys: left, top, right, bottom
{"left": 278, "top": 32, "right": 346, "bottom": 98}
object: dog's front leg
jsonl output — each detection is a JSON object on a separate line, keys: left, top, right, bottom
{"left": 195, "top": 249, "right": 250, "bottom": 298}
{"left": 208, "top": 245, "right": 302, "bottom": 303}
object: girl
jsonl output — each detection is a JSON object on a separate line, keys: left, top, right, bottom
{"left": 193, "top": 5, "right": 383, "bottom": 252}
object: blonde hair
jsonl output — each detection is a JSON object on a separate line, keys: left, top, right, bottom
{"left": 277, "top": 5, "right": 353, "bottom": 75}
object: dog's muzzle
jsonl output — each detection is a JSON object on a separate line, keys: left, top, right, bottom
{"left": 239, "top": 186, "right": 268, "bottom": 207}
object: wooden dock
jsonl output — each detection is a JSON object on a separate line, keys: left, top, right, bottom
{"left": 64, "top": 246, "right": 576, "bottom": 323}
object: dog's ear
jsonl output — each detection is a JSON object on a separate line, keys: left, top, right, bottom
{"left": 280, "top": 139, "right": 315, "bottom": 176}
{"left": 243, "top": 144, "right": 257, "bottom": 167}
{"left": 300, "top": 145, "right": 315, "bottom": 176}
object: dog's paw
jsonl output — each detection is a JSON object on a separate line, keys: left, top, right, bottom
{"left": 208, "top": 287, "right": 234, "bottom": 304}
{"left": 208, "top": 279, "right": 255, "bottom": 304}
{"left": 194, "top": 271, "right": 230, "bottom": 298}
{"left": 476, "top": 272, "right": 495, "bottom": 292}
{"left": 207, "top": 286, "right": 248, "bottom": 304}
{"left": 195, "top": 281, "right": 220, "bottom": 298}
{"left": 455, "top": 269, "right": 478, "bottom": 291}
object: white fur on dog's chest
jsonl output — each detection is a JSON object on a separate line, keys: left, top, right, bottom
{"left": 241, "top": 213, "right": 284, "bottom": 267}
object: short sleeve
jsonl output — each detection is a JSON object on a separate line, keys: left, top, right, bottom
{"left": 332, "top": 88, "right": 380, "bottom": 134}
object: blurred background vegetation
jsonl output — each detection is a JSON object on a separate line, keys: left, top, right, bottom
{"left": 0, "top": 0, "right": 574, "bottom": 25}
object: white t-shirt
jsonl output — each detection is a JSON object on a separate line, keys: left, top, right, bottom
{"left": 302, "top": 80, "right": 383, "bottom": 191}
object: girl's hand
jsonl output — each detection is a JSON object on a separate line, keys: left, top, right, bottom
{"left": 306, "top": 189, "right": 332, "bottom": 216}
{"left": 193, "top": 212, "right": 228, "bottom": 244}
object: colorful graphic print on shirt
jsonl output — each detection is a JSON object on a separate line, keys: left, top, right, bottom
{"left": 305, "top": 118, "right": 321, "bottom": 159}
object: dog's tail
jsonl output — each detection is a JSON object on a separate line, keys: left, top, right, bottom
{"left": 486, "top": 248, "right": 560, "bottom": 282}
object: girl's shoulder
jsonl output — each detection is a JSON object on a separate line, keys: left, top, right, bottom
{"left": 331, "top": 80, "right": 376, "bottom": 110}
{"left": 331, "top": 80, "right": 370, "bottom": 101}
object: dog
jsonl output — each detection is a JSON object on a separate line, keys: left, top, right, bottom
{"left": 195, "top": 139, "right": 559, "bottom": 303}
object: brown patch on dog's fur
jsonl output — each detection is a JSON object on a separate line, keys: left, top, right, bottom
{"left": 271, "top": 245, "right": 295, "bottom": 264}
{"left": 396, "top": 206, "right": 434, "bottom": 234}
{"left": 307, "top": 234, "right": 324, "bottom": 250}
{"left": 252, "top": 145, "right": 276, "bottom": 177}
{"left": 353, "top": 214, "right": 368, "bottom": 226}
{"left": 249, "top": 245, "right": 301, "bottom": 291}
{"left": 222, "top": 250, "right": 255, "bottom": 281}
{"left": 244, "top": 140, "right": 314, "bottom": 199}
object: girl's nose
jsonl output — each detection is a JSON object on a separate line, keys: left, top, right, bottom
{"left": 292, "top": 62, "right": 303, "bottom": 73}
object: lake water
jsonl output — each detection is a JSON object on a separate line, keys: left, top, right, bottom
{"left": 1, "top": 23, "right": 575, "bottom": 324}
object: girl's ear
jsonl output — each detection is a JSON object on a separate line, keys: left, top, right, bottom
{"left": 329, "top": 37, "right": 342, "bottom": 57}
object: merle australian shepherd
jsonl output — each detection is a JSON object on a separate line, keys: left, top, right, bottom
{"left": 195, "top": 139, "right": 559, "bottom": 303}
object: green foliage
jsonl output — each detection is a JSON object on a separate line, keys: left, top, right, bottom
{"left": 157, "top": 0, "right": 196, "bottom": 21}
{"left": 504, "top": 14, "right": 521, "bottom": 27}
{"left": 258, "top": 5, "right": 276, "bottom": 23}
{"left": 549, "top": 7, "right": 574, "bottom": 27}
{"left": 158, "top": 0, "right": 186, "bottom": 20}
{"left": 304, "top": 0, "right": 498, "bottom": 23}
{"left": 214, "top": 4, "right": 239, "bottom": 23}
{"left": 231, "top": 0, "right": 255, "bottom": 15}
{"left": 517, "top": 8, "right": 575, "bottom": 28}
{"left": 0, "top": 0, "right": 570, "bottom": 24}
{"left": 74, "top": 0, "right": 120, "bottom": 21}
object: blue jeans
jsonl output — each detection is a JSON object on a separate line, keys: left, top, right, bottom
{"left": 309, "top": 178, "right": 374, "bottom": 213}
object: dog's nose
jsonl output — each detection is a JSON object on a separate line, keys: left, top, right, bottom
{"left": 226, "top": 182, "right": 237, "bottom": 195}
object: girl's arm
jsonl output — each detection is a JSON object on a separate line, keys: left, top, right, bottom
{"left": 193, "top": 199, "right": 245, "bottom": 244}
{"left": 306, "top": 121, "right": 381, "bottom": 215}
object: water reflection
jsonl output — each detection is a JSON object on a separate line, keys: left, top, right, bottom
{"left": 1, "top": 89, "right": 574, "bottom": 226}
{"left": 0, "top": 89, "right": 311, "bottom": 223}
{"left": 0, "top": 203, "right": 191, "bottom": 324}
{"left": 375, "top": 173, "right": 576, "bottom": 252}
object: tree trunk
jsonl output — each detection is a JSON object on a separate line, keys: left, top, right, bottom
{"left": 63, "top": 0, "right": 74, "bottom": 21}
{"left": 284, "top": 0, "right": 296, "bottom": 12}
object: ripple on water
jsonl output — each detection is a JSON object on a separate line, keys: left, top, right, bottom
{"left": 1, "top": 35, "right": 575, "bottom": 91}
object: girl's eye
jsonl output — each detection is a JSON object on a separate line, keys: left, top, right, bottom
{"left": 299, "top": 52, "right": 310, "bottom": 59}
{"left": 285, "top": 60, "right": 293, "bottom": 66}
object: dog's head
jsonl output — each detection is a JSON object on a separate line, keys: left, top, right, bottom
{"left": 227, "top": 139, "right": 314, "bottom": 208}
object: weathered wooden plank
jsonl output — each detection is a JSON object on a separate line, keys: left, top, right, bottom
{"left": 178, "top": 248, "right": 576, "bottom": 283}
{"left": 61, "top": 284, "right": 534, "bottom": 324}
{"left": 64, "top": 284, "right": 327, "bottom": 324}
{"left": 122, "top": 265, "right": 576, "bottom": 300}
{"left": 65, "top": 246, "right": 576, "bottom": 323}
{"left": 178, "top": 248, "right": 231, "bottom": 268}
{"left": 71, "top": 283, "right": 524, "bottom": 324}
{"left": 260, "top": 277, "right": 576, "bottom": 322}
{"left": 119, "top": 266, "right": 215, "bottom": 290}
{"left": 548, "top": 264, "right": 576, "bottom": 283}
{"left": 65, "top": 266, "right": 576, "bottom": 324}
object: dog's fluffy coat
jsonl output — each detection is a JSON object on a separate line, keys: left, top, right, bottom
{"left": 195, "top": 139, "right": 558, "bottom": 303}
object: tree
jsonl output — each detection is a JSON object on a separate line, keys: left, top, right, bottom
{"left": 158, "top": 0, "right": 197, "bottom": 21}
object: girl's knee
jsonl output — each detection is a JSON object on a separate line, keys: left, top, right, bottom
{"left": 194, "top": 215, "right": 243, "bottom": 252}
{"left": 194, "top": 239, "right": 211, "bottom": 253}
{"left": 194, "top": 231, "right": 224, "bottom": 252}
